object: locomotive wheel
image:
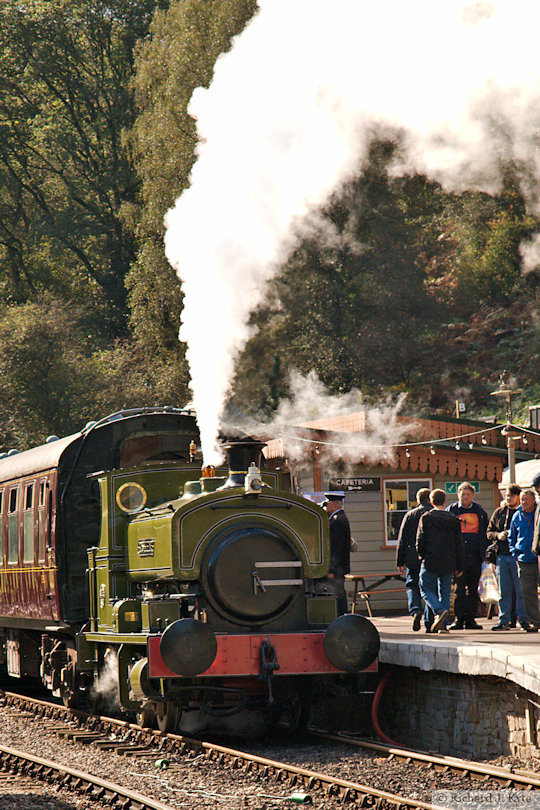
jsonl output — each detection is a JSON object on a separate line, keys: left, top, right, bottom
{"left": 60, "top": 657, "right": 80, "bottom": 708}
{"left": 61, "top": 684, "right": 79, "bottom": 709}
{"left": 156, "top": 702, "right": 180, "bottom": 733}
{"left": 136, "top": 703, "right": 156, "bottom": 729}
{"left": 281, "top": 695, "right": 311, "bottom": 733}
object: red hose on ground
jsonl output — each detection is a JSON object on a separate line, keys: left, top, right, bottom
{"left": 370, "top": 667, "right": 401, "bottom": 746}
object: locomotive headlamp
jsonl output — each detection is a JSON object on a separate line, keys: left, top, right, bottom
{"left": 201, "top": 465, "right": 216, "bottom": 478}
{"left": 244, "top": 462, "right": 262, "bottom": 494}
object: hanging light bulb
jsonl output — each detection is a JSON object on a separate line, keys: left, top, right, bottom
{"left": 481, "top": 434, "right": 487, "bottom": 445}
{"left": 469, "top": 442, "right": 474, "bottom": 449}
{"left": 405, "top": 448, "right": 411, "bottom": 458}
{"left": 430, "top": 446, "right": 436, "bottom": 455}
{"left": 523, "top": 435, "right": 528, "bottom": 445}
{"left": 455, "top": 442, "right": 460, "bottom": 450}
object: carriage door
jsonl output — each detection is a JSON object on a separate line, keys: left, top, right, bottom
{"left": 7, "top": 487, "right": 19, "bottom": 567}
{"left": 38, "top": 479, "right": 54, "bottom": 619}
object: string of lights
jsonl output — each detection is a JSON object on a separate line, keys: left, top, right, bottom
{"left": 271, "top": 422, "right": 539, "bottom": 453}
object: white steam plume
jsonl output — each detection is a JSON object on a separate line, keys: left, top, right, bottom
{"left": 222, "top": 370, "right": 412, "bottom": 471}
{"left": 91, "top": 650, "right": 120, "bottom": 712}
{"left": 165, "top": 0, "right": 540, "bottom": 463}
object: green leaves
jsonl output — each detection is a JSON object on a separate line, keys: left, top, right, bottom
{"left": 0, "top": 0, "right": 161, "bottom": 331}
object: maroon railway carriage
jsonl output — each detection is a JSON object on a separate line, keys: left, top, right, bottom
{"left": 0, "top": 407, "right": 199, "bottom": 681}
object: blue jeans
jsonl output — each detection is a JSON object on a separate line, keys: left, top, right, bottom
{"left": 419, "top": 565, "right": 453, "bottom": 623}
{"left": 497, "top": 554, "right": 527, "bottom": 625}
{"left": 406, "top": 566, "right": 434, "bottom": 628}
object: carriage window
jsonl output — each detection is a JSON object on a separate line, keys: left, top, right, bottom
{"left": 8, "top": 488, "right": 19, "bottom": 563}
{"left": 23, "top": 483, "right": 35, "bottom": 563}
{"left": 384, "top": 478, "right": 432, "bottom": 547}
{"left": 38, "top": 481, "right": 47, "bottom": 562}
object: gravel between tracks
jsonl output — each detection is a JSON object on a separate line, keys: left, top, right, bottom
{"left": 0, "top": 702, "right": 536, "bottom": 809}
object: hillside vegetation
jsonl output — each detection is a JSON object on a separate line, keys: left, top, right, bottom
{"left": 0, "top": 0, "right": 538, "bottom": 450}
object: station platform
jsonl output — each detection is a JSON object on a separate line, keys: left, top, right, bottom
{"left": 372, "top": 615, "right": 540, "bottom": 698}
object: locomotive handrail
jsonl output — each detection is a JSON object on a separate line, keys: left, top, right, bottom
{"left": 254, "top": 561, "right": 302, "bottom": 568}
{"left": 80, "top": 406, "right": 193, "bottom": 434}
{"left": 210, "top": 502, "right": 292, "bottom": 509}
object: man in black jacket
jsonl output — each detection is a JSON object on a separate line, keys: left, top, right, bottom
{"left": 396, "top": 488, "right": 433, "bottom": 632}
{"left": 323, "top": 492, "right": 351, "bottom": 615}
{"left": 486, "top": 484, "right": 527, "bottom": 630}
{"left": 417, "top": 489, "right": 463, "bottom": 633}
{"left": 447, "top": 482, "right": 488, "bottom": 630}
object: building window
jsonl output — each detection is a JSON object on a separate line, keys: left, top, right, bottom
{"left": 384, "top": 479, "right": 432, "bottom": 547}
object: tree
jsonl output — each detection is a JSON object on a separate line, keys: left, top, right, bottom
{"left": 0, "top": 0, "right": 166, "bottom": 332}
{"left": 128, "top": 0, "right": 257, "bottom": 350}
{"left": 0, "top": 296, "right": 191, "bottom": 451}
{"left": 231, "top": 138, "right": 441, "bottom": 412}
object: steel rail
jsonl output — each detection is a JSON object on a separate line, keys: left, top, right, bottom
{"left": 165, "top": 734, "right": 439, "bottom": 809}
{"left": 308, "top": 730, "right": 540, "bottom": 789}
{"left": 0, "top": 743, "right": 176, "bottom": 810}
{"left": 1, "top": 691, "right": 439, "bottom": 808}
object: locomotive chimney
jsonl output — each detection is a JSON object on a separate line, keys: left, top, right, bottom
{"left": 221, "top": 440, "right": 266, "bottom": 488}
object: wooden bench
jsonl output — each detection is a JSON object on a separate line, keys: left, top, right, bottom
{"left": 345, "top": 572, "right": 406, "bottom": 617}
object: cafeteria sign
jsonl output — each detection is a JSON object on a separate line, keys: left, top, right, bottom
{"left": 445, "top": 481, "right": 479, "bottom": 494}
{"left": 329, "top": 477, "right": 381, "bottom": 492}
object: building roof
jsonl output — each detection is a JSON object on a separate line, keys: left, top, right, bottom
{"left": 264, "top": 411, "right": 540, "bottom": 483}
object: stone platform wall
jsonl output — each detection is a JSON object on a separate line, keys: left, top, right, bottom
{"left": 314, "top": 667, "right": 540, "bottom": 761}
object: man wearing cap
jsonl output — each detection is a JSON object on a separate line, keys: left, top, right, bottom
{"left": 323, "top": 492, "right": 351, "bottom": 615}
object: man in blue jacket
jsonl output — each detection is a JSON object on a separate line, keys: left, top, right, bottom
{"left": 447, "top": 482, "right": 488, "bottom": 630}
{"left": 509, "top": 489, "right": 540, "bottom": 632}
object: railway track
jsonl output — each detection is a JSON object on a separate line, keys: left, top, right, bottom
{"left": 3, "top": 689, "right": 540, "bottom": 807}
{"left": 0, "top": 742, "right": 176, "bottom": 810}
{"left": 308, "top": 729, "right": 540, "bottom": 789}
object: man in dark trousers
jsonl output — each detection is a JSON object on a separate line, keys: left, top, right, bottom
{"left": 532, "top": 472, "right": 540, "bottom": 557}
{"left": 322, "top": 492, "right": 351, "bottom": 615}
{"left": 396, "top": 488, "right": 434, "bottom": 632}
{"left": 416, "top": 489, "right": 463, "bottom": 633}
{"left": 447, "top": 482, "right": 488, "bottom": 630}
{"left": 509, "top": 489, "right": 540, "bottom": 631}
{"left": 486, "top": 484, "right": 527, "bottom": 630}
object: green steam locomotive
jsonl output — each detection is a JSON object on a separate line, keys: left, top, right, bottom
{"left": 0, "top": 408, "right": 379, "bottom": 732}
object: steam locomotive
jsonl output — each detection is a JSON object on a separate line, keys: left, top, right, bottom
{"left": 0, "top": 408, "right": 379, "bottom": 732}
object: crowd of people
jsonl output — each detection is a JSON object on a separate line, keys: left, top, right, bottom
{"left": 396, "top": 475, "right": 540, "bottom": 634}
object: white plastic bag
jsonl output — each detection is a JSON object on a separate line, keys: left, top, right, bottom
{"left": 478, "top": 562, "right": 500, "bottom": 604}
